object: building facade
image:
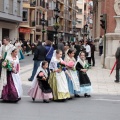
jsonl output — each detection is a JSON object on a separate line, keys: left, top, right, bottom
{"left": 47, "top": 0, "right": 77, "bottom": 42}
{"left": 0, "top": 0, "right": 23, "bottom": 42}
{"left": 93, "top": 0, "right": 120, "bottom": 69}
{"left": 76, "top": 0, "right": 93, "bottom": 40}
{"left": 19, "top": 0, "right": 48, "bottom": 43}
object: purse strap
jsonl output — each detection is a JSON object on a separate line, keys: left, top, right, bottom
{"left": 46, "top": 45, "right": 52, "bottom": 57}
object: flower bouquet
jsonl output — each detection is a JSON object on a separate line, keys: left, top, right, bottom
{"left": 57, "top": 61, "right": 66, "bottom": 71}
{"left": 84, "top": 63, "right": 90, "bottom": 69}
{"left": 66, "top": 61, "right": 76, "bottom": 71}
{"left": 2, "top": 60, "right": 13, "bottom": 71}
{"left": 39, "top": 72, "right": 44, "bottom": 77}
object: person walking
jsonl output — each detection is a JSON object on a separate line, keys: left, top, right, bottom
{"left": 115, "top": 43, "right": 120, "bottom": 83}
{"left": 99, "top": 36, "right": 103, "bottom": 56}
{"left": 28, "top": 41, "right": 46, "bottom": 81}
{"left": 90, "top": 41, "right": 95, "bottom": 66}
{"left": 83, "top": 41, "right": 91, "bottom": 65}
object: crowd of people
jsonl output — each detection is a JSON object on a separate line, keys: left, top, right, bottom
{"left": 0, "top": 34, "right": 96, "bottom": 103}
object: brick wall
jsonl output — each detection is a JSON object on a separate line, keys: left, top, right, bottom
{"left": 101, "top": 0, "right": 116, "bottom": 35}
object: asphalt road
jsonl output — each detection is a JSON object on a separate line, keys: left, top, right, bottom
{"left": 0, "top": 95, "right": 120, "bottom": 120}
{"left": 0, "top": 55, "right": 120, "bottom": 120}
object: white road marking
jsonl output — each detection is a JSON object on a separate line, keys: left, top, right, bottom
{"left": 92, "top": 98, "right": 120, "bottom": 102}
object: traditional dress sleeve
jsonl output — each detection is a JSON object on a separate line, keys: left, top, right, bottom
{"left": 49, "top": 58, "right": 58, "bottom": 71}
{"left": 76, "top": 62, "right": 83, "bottom": 71}
{"left": 37, "top": 71, "right": 43, "bottom": 80}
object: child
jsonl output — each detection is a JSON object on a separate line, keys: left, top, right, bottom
{"left": 49, "top": 50, "right": 70, "bottom": 101}
{"left": 28, "top": 61, "right": 53, "bottom": 103}
{"left": 64, "top": 49, "right": 80, "bottom": 97}
{"left": 76, "top": 52, "right": 92, "bottom": 97}
{"left": 1, "top": 47, "right": 22, "bottom": 102}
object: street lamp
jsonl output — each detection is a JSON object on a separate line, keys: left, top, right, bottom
{"left": 53, "top": 0, "right": 60, "bottom": 49}
{"left": 41, "top": 12, "right": 46, "bottom": 41}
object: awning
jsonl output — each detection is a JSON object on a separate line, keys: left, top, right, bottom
{"left": 19, "top": 28, "right": 31, "bottom": 33}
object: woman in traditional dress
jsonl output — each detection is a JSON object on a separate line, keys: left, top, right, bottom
{"left": 64, "top": 49, "right": 80, "bottom": 98}
{"left": 76, "top": 51, "right": 92, "bottom": 97}
{"left": 49, "top": 50, "right": 70, "bottom": 101}
{"left": 28, "top": 61, "right": 53, "bottom": 103}
{"left": 15, "top": 40, "right": 24, "bottom": 60}
{"left": 1, "top": 47, "right": 23, "bottom": 102}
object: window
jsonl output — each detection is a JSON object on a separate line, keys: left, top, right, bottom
{"left": 78, "top": 9, "right": 82, "bottom": 14}
{"left": 23, "top": 9, "right": 28, "bottom": 21}
{"left": 9, "top": 0, "right": 13, "bottom": 14}
{"left": 77, "top": 0, "right": 83, "bottom": 4}
{"left": 0, "top": 0, "right": 4, "bottom": 12}
{"left": 77, "top": 19, "right": 82, "bottom": 24}
{"left": 17, "top": 0, "right": 21, "bottom": 16}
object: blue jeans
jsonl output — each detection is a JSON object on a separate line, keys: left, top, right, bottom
{"left": 29, "top": 60, "right": 41, "bottom": 81}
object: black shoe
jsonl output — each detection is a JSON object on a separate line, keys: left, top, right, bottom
{"left": 28, "top": 78, "right": 32, "bottom": 81}
{"left": 74, "top": 94, "right": 80, "bottom": 98}
{"left": 84, "top": 93, "right": 91, "bottom": 98}
{"left": 32, "top": 98, "right": 35, "bottom": 101}
{"left": 43, "top": 100, "right": 49, "bottom": 103}
{"left": 114, "top": 80, "right": 119, "bottom": 83}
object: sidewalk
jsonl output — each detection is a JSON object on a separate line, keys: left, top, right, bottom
{"left": 20, "top": 53, "right": 120, "bottom": 96}
{"left": 88, "top": 52, "right": 120, "bottom": 95}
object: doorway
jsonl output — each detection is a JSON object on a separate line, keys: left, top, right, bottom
{"left": 2, "top": 28, "right": 9, "bottom": 39}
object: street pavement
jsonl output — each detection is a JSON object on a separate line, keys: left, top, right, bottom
{"left": 0, "top": 53, "right": 120, "bottom": 120}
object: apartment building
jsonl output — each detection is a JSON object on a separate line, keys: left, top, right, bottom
{"left": 76, "top": 0, "right": 84, "bottom": 40}
{"left": 47, "top": 0, "right": 77, "bottom": 41}
{"left": 0, "top": 0, "right": 23, "bottom": 42}
{"left": 19, "top": 0, "right": 48, "bottom": 43}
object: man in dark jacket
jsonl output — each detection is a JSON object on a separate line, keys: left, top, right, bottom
{"left": 90, "top": 41, "right": 95, "bottom": 66}
{"left": 115, "top": 45, "right": 120, "bottom": 83}
{"left": 28, "top": 41, "right": 46, "bottom": 81}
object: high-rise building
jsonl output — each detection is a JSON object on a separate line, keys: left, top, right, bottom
{"left": 19, "top": 0, "right": 48, "bottom": 43}
{"left": 47, "top": 0, "right": 77, "bottom": 42}
{"left": 0, "top": 0, "right": 23, "bottom": 42}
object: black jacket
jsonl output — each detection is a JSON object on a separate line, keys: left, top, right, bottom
{"left": 33, "top": 45, "right": 46, "bottom": 61}
{"left": 115, "top": 47, "right": 120, "bottom": 69}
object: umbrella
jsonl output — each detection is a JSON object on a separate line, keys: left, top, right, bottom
{"left": 109, "top": 60, "right": 118, "bottom": 76}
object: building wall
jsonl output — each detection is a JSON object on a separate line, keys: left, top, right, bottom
{"left": 101, "top": 0, "right": 116, "bottom": 34}
{"left": 76, "top": 0, "right": 84, "bottom": 29}
{"left": 0, "top": 21, "right": 18, "bottom": 42}
{"left": 0, "top": 0, "right": 22, "bottom": 22}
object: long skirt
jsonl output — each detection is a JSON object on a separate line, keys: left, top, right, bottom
{"left": 28, "top": 81, "right": 53, "bottom": 100}
{"left": 67, "top": 70, "right": 80, "bottom": 94}
{"left": 48, "top": 72, "right": 70, "bottom": 100}
{"left": 1, "top": 72, "right": 19, "bottom": 101}
{"left": 78, "top": 72, "right": 92, "bottom": 94}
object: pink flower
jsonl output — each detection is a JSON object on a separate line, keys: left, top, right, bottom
{"left": 66, "top": 61, "right": 75, "bottom": 68}
{"left": 39, "top": 72, "right": 44, "bottom": 77}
